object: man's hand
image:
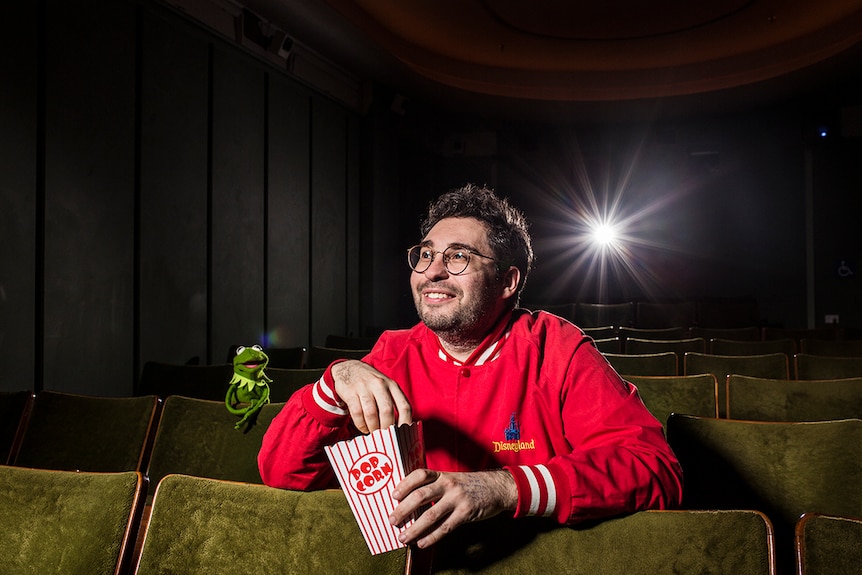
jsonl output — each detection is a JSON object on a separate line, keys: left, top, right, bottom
{"left": 331, "top": 360, "right": 413, "bottom": 433}
{"left": 389, "top": 469, "right": 518, "bottom": 548}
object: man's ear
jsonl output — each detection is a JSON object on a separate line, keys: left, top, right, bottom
{"left": 500, "top": 266, "right": 521, "bottom": 301}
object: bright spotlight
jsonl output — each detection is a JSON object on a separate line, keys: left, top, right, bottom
{"left": 590, "top": 221, "right": 619, "bottom": 248}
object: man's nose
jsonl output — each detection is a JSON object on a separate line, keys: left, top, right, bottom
{"left": 423, "top": 252, "right": 450, "bottom": 279}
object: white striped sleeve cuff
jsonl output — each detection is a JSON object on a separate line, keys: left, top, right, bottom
{"left": 507, "top": 464, "right": 558, "bottom": 518}
{"left": 312, "top": 376, "right": 349, "bottom": 416}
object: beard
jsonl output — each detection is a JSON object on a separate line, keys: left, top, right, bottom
{"left": 414, "top": 279, "right": 502, "bottom": 348}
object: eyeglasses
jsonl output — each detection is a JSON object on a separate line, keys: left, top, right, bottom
{"left": 406, "top": 244, "right": 497, "bottom": 275}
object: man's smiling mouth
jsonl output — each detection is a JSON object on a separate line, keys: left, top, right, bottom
{"left": 425, "top": 292, "right": 453, "bottom": 300}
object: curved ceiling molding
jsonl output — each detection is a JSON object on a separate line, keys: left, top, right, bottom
{"left": 321, "top": 0, "right": 862, "bottom": 101}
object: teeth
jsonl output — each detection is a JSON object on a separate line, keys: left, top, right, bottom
{"left": 426, "top": 292, "right": 450, "bottom": 299}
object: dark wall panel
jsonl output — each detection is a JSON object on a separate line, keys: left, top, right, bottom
{"left": 42, "top": 0, "right": 136, "bottom": 396}
{"left": 210, "top": 48, "right": 266, "bottom": 362}
{"left": 345, "top": 114, "right": 362, "bottom": 337}
{"left": 812, "top": 140, "right": 862, "bottom": 329}
{"left": 139, "top": 10, "right": 209, "bottom": 367}
{"left": 311, "top": 96, "right": 348, "bottom": 345}
{"left": 267, "top": 76, "right": 311, "bottom": 348}
{"left": 362, "top": 105, "right": 411, "bottom": 333}
{"left": 0, "top": 1, "right": 38, "bottom": 392}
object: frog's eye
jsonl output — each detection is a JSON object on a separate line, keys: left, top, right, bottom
{"left": 252, "top": 345, "right": 263, "bottom": 351}
{"left": 235, "top": 346, "right": 246, "bottom": 355}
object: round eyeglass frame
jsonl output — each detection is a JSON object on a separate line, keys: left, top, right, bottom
{"left": 406, "top": 244, "right": 497, "bottom": 275}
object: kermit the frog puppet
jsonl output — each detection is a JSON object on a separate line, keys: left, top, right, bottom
{"left": 226, "top": 344, "right": 272, "bottom": 430}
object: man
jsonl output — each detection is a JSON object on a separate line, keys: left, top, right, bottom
{"left": 259, "top": 183, "right": 683, "bottom": 549}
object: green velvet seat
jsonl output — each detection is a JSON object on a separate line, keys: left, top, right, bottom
{"left": 710, "top": 337, "right": 797, "bottom": 358}
{"left": 0, "top": 390, "right": 31, "bottom": 465}
{"left": 267, "top": 367, "right": 326, "bottom": 402}
{"left": 574, "top": 302, "right": 634, "bottom": 328}
{"left": 690, "top": 326, "right": 762, "bottom": 342}
{"left": 618, "top": 326, "right": 690, "bottom": 342}
{"left": 581, "top": 325, "right": 618, "bottom": 340}
{"left": 592, "top": 336, "right": 622, "bottom": 354}
{"left": 624, "top": 337, "right": 706, "bottom": 359}
{"left": 683, "top": 352, "right": 789, "bottom": 416}
{"left": 134, "top": 475, "right": 409, "bottom": 575}
{"left": 666, "top": 414, "right": 862, "bottom": 575}
{"left": 146, "top": 395, "right": 285, "bottom": 490}
{"left": 13, "top": 391, "right": 159, "bottom": 473}
{"left": 799, "top": 338, "right": 862, "bottom": 357}
{"left": 726, "top": 375, "right": 862, "bottom": 421}
{"left": 626, "top": 374, "right": 719, "bottom": 428}
{"left": 533, "top": 302, "right": 576, "bottom": 322}
{"left": 762, "top": 327, "right": 842, "bottom": 344}
{"left": 262, "top": 346, "right": 307, "bottom": 369}
{"left": 683, "top": 352, "right": 790, "bottom": 379}
{"left": 429, "top": 509, "right": 775, "bottom": 574}
{"left": 634, "top": 301, "right": 696, "bottom": 329}
{"left": 326, "top": 334, "right": 380, "bottom": 350}
{"left": 604, "top": 352, "right": 678, "bottom": 376}
{"left": 226, "top": 345, "right": 307, "bottom": 368}
{"left": 695, "top": 298, "right": 760, "bottom": 329}
{"left": 137, "top": 361, "right": 233, "bottom": 400}
{"left": 304, "top": 346, "right": 370, "bottom": 369}
{"left": 0, "top": 465, "right": 145, "bottom": 575}
{"left": 795, "top": 513, "right": 862, "bottom": 575}
{"left": 794, "top": 354, "right": 862, "bottom": 380}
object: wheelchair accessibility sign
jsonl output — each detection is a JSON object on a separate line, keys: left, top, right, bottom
{"left": 836, "top": 260, "right": 855, "bottom": 279}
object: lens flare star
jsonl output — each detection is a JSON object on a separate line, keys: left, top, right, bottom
{"left": 522, "top": 129, "right": 712, "bottom": 303}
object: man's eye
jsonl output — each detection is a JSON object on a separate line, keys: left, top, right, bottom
{"left": 450, "top": 250, "right": 468, "bottom": 261}
{"left": 420, "top": 249, "right": 434, "bottom": 260}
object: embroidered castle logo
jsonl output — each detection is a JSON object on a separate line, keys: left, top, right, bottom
{"left": 493, "top": 413, "right": 536, "bottom": 453}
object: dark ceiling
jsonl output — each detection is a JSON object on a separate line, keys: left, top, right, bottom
{"left": 239, "top": 0, "right": 862, "bottom": 121}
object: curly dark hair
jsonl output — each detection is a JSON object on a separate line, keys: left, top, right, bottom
{"left": 420, "top": 183, "right": 534, "bottom": 302}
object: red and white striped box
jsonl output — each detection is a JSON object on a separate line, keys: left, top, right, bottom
{"left": 325, "top": 422, "right": 426, "bottom": 555}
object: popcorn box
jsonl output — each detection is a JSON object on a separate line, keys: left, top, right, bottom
{"left": 324, "top": 422, "right": 426, "bottom": 555}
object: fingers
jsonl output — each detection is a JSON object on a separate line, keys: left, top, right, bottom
{"left": 389, "top": 470, "right": 451, "bottom": 548}
{"left": 332, "top": 361, "right": 412, "bottom": 433}
{"left": 393, "top": 387, "right": 413, "bottom": 427}
{"left": 391, "top": 468, "right": 438, "bottom": 502}
{"left": 389, "top": 470, "right": 519, "bottom": 548}
{"left": 402, "top": 498, "right": 460, "bottom": 548}
{"left": 392, "top": 473, "right": 466, "bottom": 548}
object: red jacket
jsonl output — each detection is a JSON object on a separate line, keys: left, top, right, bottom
{"left": 258, "top": 309, "right": 683, "bottom": 524}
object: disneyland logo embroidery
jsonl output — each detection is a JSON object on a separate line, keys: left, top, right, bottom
{"left": 493, "top": 412, "right": 536, "bottom": 453}
{"left": 348, "top": 452, "right": 394, "bottom": 494}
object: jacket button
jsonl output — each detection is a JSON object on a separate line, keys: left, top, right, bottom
{"left": 460, "top": 368, "right": 471, "bottom": 377}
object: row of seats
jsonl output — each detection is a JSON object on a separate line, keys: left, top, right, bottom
{"left": 139, "top": 339, "right": 372, "bottom": 399}
{"left": 526, "top": 299, "right": 762, "bottom": 328}
{"left": 222, "top": 334, "right": 374, "bottom": 370}
{"left": 6, "top": 333, "right": 861, "bottom": 574}
{"left": 603, "top": 350, "right": 862, "bottom": 380}
{"left": 629, "top": 374, "right": 862, "bottom": 426}
{"left": 666, "top": 414, "right": 862, "bottom": 575}
{"left": 137, "top": 361, "right": 325, "bottom": 401}
{"left": 0, "top": 464, "right": 776, "bottom": 575}
{"left": 605, "top": 351, "right": 862, "bottom": 419}
{"left": 2, "top": 391, "right": 284, "bottom": 482}
{"left": 3, "top": 386, "right": 860, "bottom": 573}
{"left": 6, "top": 369, "right": 859, "bottom": 477}
{"left": 590, "top": 331, "right": 862, "bottom": 356}
{"left": 225, "top": 342, "right": 370, "bottom": 370}
{"left": 223, "top": 326, "right": 858, "bottom": 372}
{"left": 3, "top": 419, "right": 859, "bottom": 575}
{"left": 584, "top": 323, "right": 851, "bottom": 341}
